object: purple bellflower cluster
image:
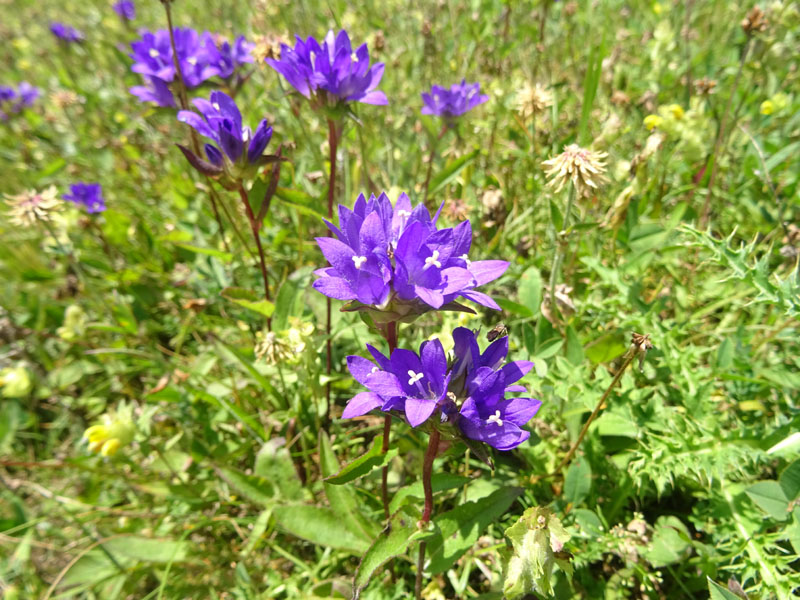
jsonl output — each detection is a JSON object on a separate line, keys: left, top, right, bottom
{"left": 129, "top": 28, "right": 254, "bottom": 107}
{"left": 343, "top": 327, "right": 540, "bottom": 450}
{"left": 112, "top": 0, "right": 135, "bottom": 21}
{"left": 176, "top": 90, "right": 274, "bottom": 185}
{"left": 50, "top": 23, "right": 85, "bottom": 44}
{"left": 0, "top": 82, "right": 40, "bottom": 121}
{"left": 63, "top": 183, "right": 106, "bottom": 214}
{"left": 313, "top": 192, "right": 508, "bottom": 321}
{"left": 267, "top": 29, "right": 387, "bottom": 109}
{"left": 421, "top": 79, "right": 488, "bottom": 120}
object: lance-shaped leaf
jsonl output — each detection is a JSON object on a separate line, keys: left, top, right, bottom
{"left": 324, "top": 434, "right": 398, "bottom": 485}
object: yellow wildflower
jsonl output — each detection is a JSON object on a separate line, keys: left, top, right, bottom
{"left": 83, "top": 406, "right": 135, "bottom": 457}
{"left": 760, "top": 100, "right": 774, "bottom": 115}
{"left": 643, "top": 115, "right": 663, "bottom": 130}
{"left": 667, "top": 104, "right": 684, "bottom": 119}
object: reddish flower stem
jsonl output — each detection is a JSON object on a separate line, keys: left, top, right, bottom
{"left": 422, "top": 125, "right": 448, "bottom": 211}
{"left": 237, "top": 184, "right": 272, "bottom": 329}
{"left": 380, "top": 321, "right": 398, "bottom": 520}
{"left": 416, "top": 426, "right": 440, "bottom": 599}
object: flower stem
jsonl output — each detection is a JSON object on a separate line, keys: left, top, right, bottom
{"left": 548, "top": 182, "right": 577, "bottom": 320}
{"left": 415, "top": 426, "right": 440, "bottom": 599}
{"left": 325, "top": 118, "right": 339, "bottom": 423}
{"left": 381, "top": 321, "right": 398, "bottom": 520}
{"left": 237, "top": 184, "right": 272, "bottom": 328}
{"left": 700, "top": 36, "right": 751, "bottom": 228}
{"left": 422, "top": 125, "right": 447, "bottom": 211}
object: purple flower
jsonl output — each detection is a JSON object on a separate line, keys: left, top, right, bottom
{"left": 313, "top": 192, "right": 508, "bottom": 317}
{"left": 112, "top": 0, "right": 135, "bottom": 20}
{"left": 129, "top": 29, "right": 254, "bottom": 107}
{"left": 267, "top": 29, "right": 387, "bottom": 107}
{"left": 50, "top": 23, "right": 85, "bottom": 43}
{"left": 342, "top": 327, "right": 541, "bottom": 450}
{"left": 343, "top": 339, "right": 451, "bottom": 427}
{"left": 0, "top": 82, "right": 41, "bottom": 120}
{"left": 63, "top": 183, "right": 106, "bottom": 213}
{"left": 177, "top": 90, "right": 273, "bottom": 168}
{"left": 421, "top": 79, "right": 488, "bottom": 118}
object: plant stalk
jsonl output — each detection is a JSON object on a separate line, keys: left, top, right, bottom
{"left": 548, "top": 182, "right": 577, "bottom": 319}
{"left": 700, "top": 36, "right": 751, "bottom": 227}
{"left": 237, "top": 184, "right": 272, "bottom": 328}
{"left": 325, "top": 118, "right": 339, "bottom": 423}
{"left": 381, "top": 321, "right": 398, "bottom": 520}
{"left": 415, "top": 426, "right": 440, "bottom": 599}
{"left": 422, "top": 125, "right": 448, "bottom": 210}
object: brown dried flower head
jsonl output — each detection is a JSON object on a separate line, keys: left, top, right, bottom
{"left": 252, "top": 34, "right": 286, "bottom": 63}
{"left": 741, "top": 6, "right": 768, "bottom": 35}
{"left": 516, "top": 83, "right": 553, "bottom": 119}
{"left": 542, "top": 144, "right": 608, "bottom": 197}
{"left": 693, "top": 77, "right": 718, "bottom": 96}
{"left": 4, "top": 186, "right": 61, "bottom": 227}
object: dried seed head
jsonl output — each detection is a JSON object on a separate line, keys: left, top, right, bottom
{"left": 542, "top": 144, "right": 608, "bottom": 197}
{"left": 693, "top": 77, "right": 717, "bottom": 96}
{"left": 741, "top": 6, "right": 768, "bottom": 35}
{"left": 515, "top": 83, "right": 553, "bottom": 119}
{"left": 252, "top": 34, "right": 286, "bottom": 62}
{"left": 4, "top": 186, "right": 60, "bottom": 226}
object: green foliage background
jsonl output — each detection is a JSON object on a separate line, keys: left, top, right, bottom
{"left": 1, "top": 0, "right": 799, "bottom": 598}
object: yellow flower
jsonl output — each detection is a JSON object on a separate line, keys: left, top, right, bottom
{"left": 667, "top": 104, "right": 684, "bottom": 119}
{"left": 0, "top": 366, "right": 33, "bottom": 398}
{"left": 542, "top": 144, "right": 608, "bottom": 198}
{"left": 643, "top": 115, "right": 664, "bottom": 130}
{"left": 760, "top": 100, "right": 774, "bottom": 115}
{"left": 83, "top": 407, "right": 135, "bottom": 457}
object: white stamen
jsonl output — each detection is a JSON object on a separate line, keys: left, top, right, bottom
{"left": 187, "top": 56, "right": 198, "bottom": 66}
{"left": 213, "top": 102, "right": 221, "bottom": 111}
{"left": 397, "top": 209, "right": 411, "bottom": 218}
{"left": 423, "top": 250, "right": 441, "bottom": 270}
{"left": 487, "top": 410, "right": 503, "bottom": 427}
{"left": 407, "top": 370, "right": 423, "bottom": 385}
{"left": 352, "top": 255, "right": 367, "bottom": 269}
{"left": 370, "top": 366, "right": 379, "bottom": 374}
{"left": 460, "top": 254, "right": 471, "bottom": 267}
{"left": 148, "top": 48, "right": 160, "bottom": 58}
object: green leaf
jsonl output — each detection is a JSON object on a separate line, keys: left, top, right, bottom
{"left": 780, "top": 458, "right": 800, "bottom": 500}
{"left": 324, "top": 434, "right": 398, "bottom": 485}
{"left": 318, "top": 431, "right": 380, "bottom": 544}
{"left": 353, "top": 506, "right": 422, "bottom": 598}
{"left": 717, "top": 337, "right": 734, "bottom": 370}
{"left": 272, "top": 505, "right": 371, "bottom": 553}
{"left": 496, "top": 298, "right": 533, "bottom": 317}
{"left": 216, "top": 466, "right": 274, "bottom": 507}
{"left": 707, "top": 577, "right": 745, "bottom": 600}
{"left": 429, "top": 149, "right": 479, "bottom": 195}
{"left": 745, "top": 480, "right": 790, "bottom": 521}
{"left": 564, "top": 458, "right": 592, "bottom": 506}
{"left": 221, "top": 287, "right": 275, "bottom": 318}
{"left": 426, "top": 486, "right": 522, "bottom": 574}
{"left": 388, "top": 473, "right": 471, "bottom": 514}
{"left": 518, "top": 267, "right": 542, "bottom": 317}
{"left": 584, "top": 333, "right": 627, "bottom": 364}
{"left": 275, "top": 187, "right": 325, "bottom": 220}
{"left": 565, "top": 326, "right": 584, "bottom": 365}
{"left": 103, "top": 536, "right": 193, "bottom": 564}
{"left": 643, "top": 516, "right": 690, "bottom": 567}
{"left": 173, "top": 243, "right": 233, "bottom": 262}
{"left": 254, "top": 438, "right": 304, "bottom": 501}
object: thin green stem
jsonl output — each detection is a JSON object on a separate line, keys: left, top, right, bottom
{"left": 422, "top": 125, "right": 447, "bottom": 210}
{"left": 237, "top": 184, "right": 272, "bottom": 329}
{"left": 325, "top": 119, "right": 339, "bottom": 424}
{"left": 548, "top": 183, "right": 577, "bottom": 319}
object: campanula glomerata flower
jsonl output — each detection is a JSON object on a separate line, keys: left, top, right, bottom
{"left": 112, "top": 0, "right": 135, "bottom": 21}
{"left": 342, "top": 327, "right": 541, "bottom": 450}
{"left": 267, "top": 29, "right": 387, "bottom": 107}
{"left": 176, "top": 90, "right": 273, "bottom": 181}
{"left": 63, "top": 182, "right": 106, "bottom": 214}
{"left": 0, "top": 82, "right": 40, "bottom": 120}
{"left": 421, "top": 79, "right": 488, "bottom": 119}
{"left": 50, "top": 23, "right": 85, "bottom": 43}
{"left": 129, "top": 29, "right": 253, "bottom": 107}
{"left": 313, "top": 192, "right": 508, "bottom": 321}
